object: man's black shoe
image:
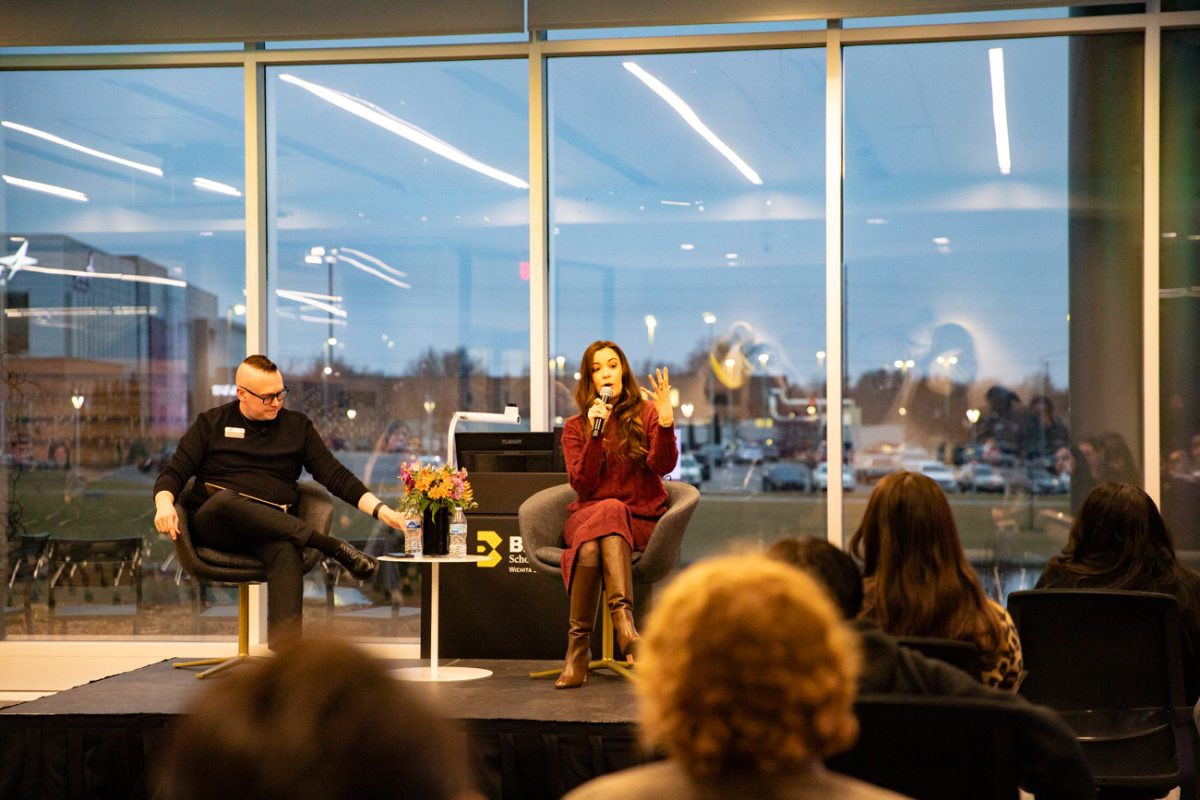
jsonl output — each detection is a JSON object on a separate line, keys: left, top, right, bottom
{"left": 334, "top": 541, "right": 378, "bottom": 580}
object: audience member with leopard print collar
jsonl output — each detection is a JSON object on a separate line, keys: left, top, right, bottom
{"left": 849, "top": 471, "right": 1024, "bottom": 691}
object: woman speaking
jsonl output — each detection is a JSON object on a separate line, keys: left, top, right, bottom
{"left": 556, "top": 340, "right": 678, "bottom": 689}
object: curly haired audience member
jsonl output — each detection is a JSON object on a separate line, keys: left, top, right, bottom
{"left": 849, "top": 471, "right": 1023, "bottom": 690}
{"left": 564, "top": 554, "right": 907, "bottom": 799}
{"left": 1037, "top": 481, "right": 1200, "bottom": 703}
{"left": 155, "top": 637, "right": 482, "bottom": 800}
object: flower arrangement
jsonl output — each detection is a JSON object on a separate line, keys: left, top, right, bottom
{"left": 398, "top": 461, "right": 478, "bottom": 515}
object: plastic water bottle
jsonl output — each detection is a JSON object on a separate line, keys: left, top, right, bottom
{"left": 448, "top": 507, "right": 468, "bottom": 558}
{"left": 402, "top": 511, "right": 423, "bottom": 557}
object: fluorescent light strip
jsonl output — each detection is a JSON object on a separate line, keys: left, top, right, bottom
{"left": 193, "top": 177, "right": 242, "bottom": 197}
{"left": 988, "top": 48, "right": 1012, "bottom": 176}
{"left": 6, "top": 305, "right": 158, "bottom": 318}
{"left": 278, "top": 73, "right": 529, "bottom": 190}
{"left": 338, "top": 247, "right": 408, "bottom": 279}
{"left": 2, "top": 174, "right": 88, "bottom": 202}
{"left": 13, "top": 263, "right": 184, "bottom": 287}
{"left": 2, "top": 120, "right": 162, "bottom": 177}
{"left": 276, "top": 288, "right": 348, "bottom": 317}
{"left": 623, "top": 62, "right": 762, "bottom": 185}
{"left": 299, "top": 314, "right": 348, "bottom": 327}
{"left": 336, "top": 253, "right": 411, "bottom": 290}
{"left": 280, "top": 289, "right": 343, "bottom": 303}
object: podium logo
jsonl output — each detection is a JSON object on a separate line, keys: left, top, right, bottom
{"left": 475, "top": 530, "right": 503, "bottom": 568}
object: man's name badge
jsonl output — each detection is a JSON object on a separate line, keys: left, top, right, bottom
{"left": 224, "top": 426, "right": 245, "bottom": 439}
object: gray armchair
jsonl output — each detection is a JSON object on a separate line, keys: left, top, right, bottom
{"left": 519, "top": 480, "right": 700, "bottom": 680}
{"left": 172, "top": 478, "right": 329, "bottom": 678}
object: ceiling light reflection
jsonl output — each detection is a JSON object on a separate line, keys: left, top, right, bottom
{"left": 2, "top": 174, "right": 88, "bottom": 202}
{"left": 192, "top": 177, "right": 242, "bottom": 197}
{"left": 278, "top": 73, "right": 529, "bottom": 189}
{"left": 2, "top": 120, "right": 162, "bottom": 176}
{"left": 623, "top": 61, "right": 762, "bottom": 185}
{"left": 11, "top": 262, "right": 183, "bottom": 287}
{"left": 988, "top": 48, "right": 1012, "bottom": 176}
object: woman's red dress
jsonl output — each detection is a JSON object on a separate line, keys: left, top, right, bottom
{"left": 559, "top": 403, "right": 678, "bottom": 590}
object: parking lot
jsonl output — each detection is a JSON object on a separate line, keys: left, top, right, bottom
{"left": 675, "top": 460, "right": 1071, "bottom": 575}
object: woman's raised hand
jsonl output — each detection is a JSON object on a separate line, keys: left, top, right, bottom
{"left": 647, "top": 367, "right": 674, "bottom": 426}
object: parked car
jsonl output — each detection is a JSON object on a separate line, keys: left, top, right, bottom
{"left": 734, "top": 443, "right": 764, "bottom": 464}
{"left": 957, "top": 462, "right": 1007, "bottom": 493}
{"left": 917, "top": 461, "right": 959, "bottom": 493}
{"left": 678, "top": 453, "right": 703, "bottom": 486}
{"left": 813, "top": 463, "right": 856, "bottom": 491}
{"left": 695, "top": 443, "right": 732, "bottom": 476}
{"left": 761, "top": 462, "right": 812, "bottom": 493}
{"left": 855, "top": 453, "right": 902, "bottom": 484}
{"left": 1026, "top": 468, "right": 1068, "bottom": 495}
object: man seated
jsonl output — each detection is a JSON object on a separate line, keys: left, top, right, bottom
{"left": 767, "top": 536, "right": 1094, "bottom": 800}
{"left": 153, "top": 354, "right": 404, "bottom": 648}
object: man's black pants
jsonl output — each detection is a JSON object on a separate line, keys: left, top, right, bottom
{"left": 190, "top": 489, "right": 317, "bottom": 648}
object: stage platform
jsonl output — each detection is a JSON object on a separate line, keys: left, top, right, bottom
{"left": 0, "top": 657, "right": 646, "bottom": 800}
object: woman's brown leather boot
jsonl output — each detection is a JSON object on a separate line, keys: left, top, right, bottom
{"left": 600, "top": 536, "right": 640, "bottom": 662}
{"left": 556, "top": 564, "right": 601, "bottom": 689}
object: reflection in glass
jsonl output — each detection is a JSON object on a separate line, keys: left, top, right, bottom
{"left": 1160, "top": 28, "right": 1200, "bottom": 562}
{"left": 0, "top": 68, "right": 246, "bottom": 638}
{"left": 844, "top": 35, "right": 1141, "bottom": 599}
{"left": 549, "top": 49, "right": 826, "bottom": 560}
{"left": 267, "top": 61, "right": 530, "bottom": 639}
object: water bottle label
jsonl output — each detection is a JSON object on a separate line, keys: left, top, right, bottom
{"left": 449, "top": 521, "right": 468, "bottom": 558}
{"left": 403, "top": 518, "right": 423, "bottom": 556}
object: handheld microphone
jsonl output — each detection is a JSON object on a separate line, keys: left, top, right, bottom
{"left": 591, "top": 385, "right": 613, "bottom": 439}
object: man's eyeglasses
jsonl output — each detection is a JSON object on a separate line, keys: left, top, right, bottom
{"left": 239, "top": 386, "right": 290, "bottom": 404}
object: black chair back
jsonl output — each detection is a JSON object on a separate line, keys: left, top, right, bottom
{"left": 829, "top": 695, "right": 1025, "bottom": 800}
{"left": 1008, "top": 589, "right": 1196, "bottom": 795}
{"left": 894, "top": 635, "right": 981, "bottom": 680}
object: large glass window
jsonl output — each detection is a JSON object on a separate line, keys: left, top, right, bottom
{"left": 843, "top": 34, "right": 1143, "bottom": 597}
{"left": 266, "top": 60, "right": 530, "bottom": 639}
{"left": 0, "top": 68, "right": 245, "bottom": 638}
{"left": 1160, "top": 28, "right": 1200, "bottom": 566}
{"left": 549, "top": 49, "right": 826, "bottom": 562}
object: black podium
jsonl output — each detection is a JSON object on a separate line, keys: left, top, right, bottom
{"left": 420, "top": 472, "right": 571, "bottom": 660}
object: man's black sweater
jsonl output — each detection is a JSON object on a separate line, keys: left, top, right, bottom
{"left": 154, "top": 401, "right": 368, "bottom": 513}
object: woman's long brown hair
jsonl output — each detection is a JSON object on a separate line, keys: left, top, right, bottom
{"left": 1045, "top": 482, "right": 1189, "bottom": 591}
{"left": 848, "top": 470, "right": 1005, "bottom": 668}
{"left": 573, "top": 340, "right": 647, "bottom": 463}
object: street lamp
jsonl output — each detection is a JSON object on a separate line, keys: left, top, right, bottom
{"left": 643, "top": 314, "right": 658, "bottom": 372}
{"left": 423, "top": 400, "right": 437, "bottom": 456}
{"left": 702, "top": 312, "right": 716, "bottom": 444}
{"left": 70, "top": 393, "right": 84, "bottom": 480}
{"left": 681, "top": 401, "right": 696, "bottom": 450}
{"left": 966, "top": 408, "right": 981, "bottom": 446}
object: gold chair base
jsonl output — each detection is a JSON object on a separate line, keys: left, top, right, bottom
{"left": 173, "top": 653, "right": 264, "bottom": 679}
{"left": 531, "top": 599, "right": 635, "bottom": 683}
{"left": 173, "top": 585, "right": 261, "bottom": 678}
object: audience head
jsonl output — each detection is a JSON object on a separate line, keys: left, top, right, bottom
{"left": 156, "top": 637, "right": 479, "bottom": 800}
{"left": 1056, "top": 481, "right": 1179, "bottom": 584}
{"left": 636, "top": 553, "right": 860, "bottom": 781}
{"left": 1092, "top": 432, "right": 1140, "bottom": 484}
{"left": 848, "top": 471, "right": 1002, "bottom": 656}
{"left": 767, "top": 536, "right": 863, "bottom": 619}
